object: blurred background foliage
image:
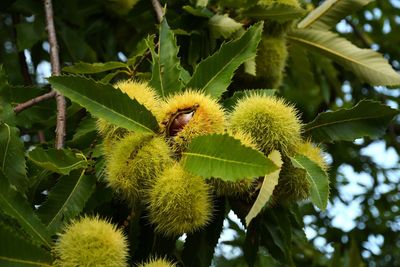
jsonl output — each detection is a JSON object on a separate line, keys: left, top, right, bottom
{"left": 0, "top": 0, "right": 399, "bottom": 266}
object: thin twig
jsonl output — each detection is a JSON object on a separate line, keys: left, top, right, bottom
{"left": 150, "top": 0, "right": 163, "bottom": 23}
{"left": 44, "top": 0, "right": 66, "bottom": 149}
{"left": 13, "top": 91, "right": 56, "bottom": 113}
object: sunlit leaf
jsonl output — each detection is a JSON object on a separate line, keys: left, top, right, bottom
{"left": 182, "top": 133, "right": 278, "bottom": 180}
{"left": 148, "top": 19, "right": 187, "bottom": 97}
{"left": 187, "top": 22, "right": 263, "bottom": 98}
{"left": 245, "top": 151, "right": 283, "bottom": 226}
{"left": 288, "top": 29, "right": 400, "bottom": 86}
{"left": 209, "top": 14, "right": 242, "bottom": 39}
{"left": 48, "top": 75, "right": 158, "bottom": 133}
{"left": 298, "top": 0, "right": 374, "bottom": 29}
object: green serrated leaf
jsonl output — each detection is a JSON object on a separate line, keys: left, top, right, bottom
{"left": 209, "top": 14, "right": 242, "bottom": 39}
{"left": 245, "top": 151, "right": 283, "bottom": 226}
{"left": 0, "top": 171, "right": 52, "bottom": 248}
{"left": 242, "top": 3, "right": 305, "bottom": 21}
{"left": 37, "top": 170, "right": 96, "bottom": 234}
{"left": 0, "top": 123, "right": 27, "bottom": 194}
{"left": 148, "top": 19, "right": 186, "bottom": 98}
{"left": 223, "top": 89, "right": 276, "bottom": 111}
{"left": 305, "top": 100, "right": 400, "bottom": 142}
{"left": 290, "top": 155, "right": 329, "bottom": 210}
{"left": 0, "top": 224, "right": 52, "bottom": 267}
{"left": 187, "top": 22, "right": 263, "bottom": 99}
{"left": 288, "top": 29, "right": 400, "bottom": 86}
{"left": 298, "top": 0, "right": 374, "bottom": 29}
{"left": 62, "top": 61, "right": 127, "bottom": 74}
{"left": 48, "top": 75, "right": 158, "bottom": 133}
{"left": 182, "top": 133, "right": 278, "bottom": 180}
{"left": 28, "top": 147, "right": 88, "bottom": 175}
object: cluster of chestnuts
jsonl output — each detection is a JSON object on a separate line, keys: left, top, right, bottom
{"left": 53, "top": 78, "right": 327, "bottom": 266}
{"left": 52, "top": 1, "right": 329, "bottom": 265}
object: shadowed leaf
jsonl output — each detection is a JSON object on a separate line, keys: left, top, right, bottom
{"left": 305, "top": 100, "right": 400, "bottom": 142}
{"left": 28, "top": 147, "right": 87, "bottom": 175}
{"left": 0, "top": 224, "right": 52, "bottom": 267}
{"left": 37, "top": 170, "right": 96, "bottom": 234}
{"left": 0, "top": 171, "right": 52, "bottom": 248}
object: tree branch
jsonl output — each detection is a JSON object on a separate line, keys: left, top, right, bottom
{"left": 13, "top": 91, "right": 56, "bottom": 113}
{"left": 44, "top": 0, "right": 66, "bottom": 149}
{"left": 150, "top": 0, "right": 163, "bottom": 23}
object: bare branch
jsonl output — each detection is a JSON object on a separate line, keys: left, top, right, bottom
{"left": 150, "top": 0, "right": 163, "bottom": 23}
{"left": 13, "top": 91, "right": 56, "bottom": 113}
{"left": 44, "top": 0, "right": 66, "bottom": 149}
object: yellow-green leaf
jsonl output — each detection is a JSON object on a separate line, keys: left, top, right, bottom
{"left": 182, "top": 133, "right": 278, "bottom": 181}
{"left": 288, "top": 29, "right": 400, "bottom": 86}
{"left": 245, "top": 150, "right": 283, "bottom": 226}
{"left": 298, "top": 0, "right": 373, "bottom": 29}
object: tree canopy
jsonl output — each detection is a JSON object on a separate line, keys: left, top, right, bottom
{"left": 0, "top": 0, "right": 399, "bottom": 266}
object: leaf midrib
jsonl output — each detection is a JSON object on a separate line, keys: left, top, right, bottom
{"left": 288, "top": 32, "right": 394, "bottom": 79}
{"left": 183, "top": 152, "right": 266, "bottom": 169}
{"left": 46, "top": 170, "right": 86, "bottom": 230}
{"left": 305, "top": 113, "right": 390, "bottom": 132}
{"left": 1, "top": 123, "right": 11, "bottom": 172}
{"left": 29, "top": 158, "right": 86, "bottom": 172}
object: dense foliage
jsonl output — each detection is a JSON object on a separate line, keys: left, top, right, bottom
{"left": 0, "top": 0, "right": 399, "bottom": 266}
